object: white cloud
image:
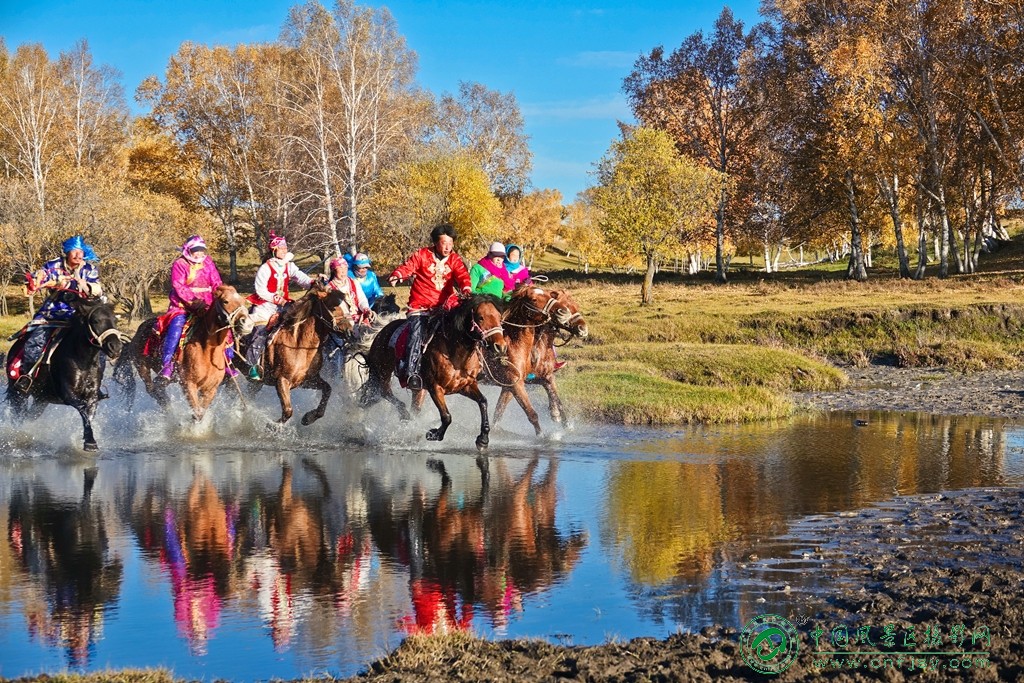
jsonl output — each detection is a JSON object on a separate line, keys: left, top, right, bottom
{"left": 523, "top": 94, "right": 631, "bottom": 122}
{"left": 558, "top": 51, "right": 638, "bottom": 69}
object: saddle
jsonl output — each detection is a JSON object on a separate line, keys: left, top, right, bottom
{"left": 5, "top": 324, "right": 67, "bottom": 383}
{"left": 142, "top": 310, "right": 193, "bottom": 360}
{"left": 388, "top": 316, "right": 441, "bottom": 388}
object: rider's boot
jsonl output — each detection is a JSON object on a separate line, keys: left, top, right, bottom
{"left": 158, "top": 314, "right": 185, "bottom": 385}
{"left": 406, "top": 314, "right": 425, "bottom": 391}
{"left": 224, "top": 346, "right": 239, "bottom": 378}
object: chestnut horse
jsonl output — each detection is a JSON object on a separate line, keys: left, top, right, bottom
{"left": 482, "top": 288, "right": 589, "bottom": 432}
{"left": 114, "top": 285, "right": 254, "bottom": 421}
{"left": 359, "top": 295, "right": 508, "bottom": 451}
{"left": 237, "top": 284, "right": 352, "bottom": 425}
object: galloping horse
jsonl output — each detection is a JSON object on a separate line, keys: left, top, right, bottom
{"left": 485, "top": 288, "right": 589, "bottom": 431}
{"left": 237, "top": 283, "right": 352, "bottom": 425}
{"left": 360, "top": 295, "right": 508, "bottom": 451}
{"left": 115, "top": 285, "right": 253, "bottom": 421}
{"left": 6, "top": 294, "right": 124, "bottom": 451}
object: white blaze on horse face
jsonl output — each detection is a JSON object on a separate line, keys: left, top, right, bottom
{"left": 533, "top": 288, "right": 544, "bottom": 295}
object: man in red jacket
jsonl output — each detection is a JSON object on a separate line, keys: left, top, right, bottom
{"left": 388, "top": 223, "right": 472, "bottom": 390}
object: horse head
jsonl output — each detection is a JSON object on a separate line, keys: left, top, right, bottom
{"left": 462, "top": 294, "right": 507, "bottom": 356}
{"left": 316, "top": 287, "right": 354, "bottom": 338}
{"left": 506, "top": 286, "right": 559, "bottom": 326}
{"left": 212, "top": 285, "right": 254, "bottom": 337}
{"left": 547, "top": 290, "right": 589, "bottom": 339}
{"left": 372, "top": 292, "right": 400, "bottom": 317}
{"left": 73, "top": 296, "right": 124, "bottom": 360}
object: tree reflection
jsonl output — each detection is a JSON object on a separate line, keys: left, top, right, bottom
{"left": 7, "top": 467, "right": 123, "bottom": 666}
{"left": 365, "top": 456, "right": 586, "bottom": 634}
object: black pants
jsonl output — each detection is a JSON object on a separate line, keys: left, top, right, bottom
{"left": 406, "top": 314, "right": 427, "bottom": 379}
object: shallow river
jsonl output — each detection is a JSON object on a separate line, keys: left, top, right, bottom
{"left": 1, "top": 395, "right": 1022, "bottom": 680}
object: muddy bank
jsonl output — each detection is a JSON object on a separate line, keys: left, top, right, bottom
{"left": 798, "top": 364, "right": 1024, "bottom": 419}
{"left": 347, "top": 487, "right": 1024, "bottom": 682}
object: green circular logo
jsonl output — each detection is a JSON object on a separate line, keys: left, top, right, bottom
{"left": 739, "top": 614, "right": 799, "bottom": 675}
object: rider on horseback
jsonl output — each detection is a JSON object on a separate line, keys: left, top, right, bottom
{"left": 327, "top": 257, "right": 373, "bottom": 326}
{"left": 351, "top": 253, "right": 384, "bottom": 308}
{"left": 387, "top": 223, "right": 472, "bottom": 391}
{"left": 245, "top": 232, "right": 314, "bottom": 380}
{"left": 159, "top": 235, "right": 234, "bottom": 382}
{"left": 14, "top": 235, "right": 103, "bottom": 392}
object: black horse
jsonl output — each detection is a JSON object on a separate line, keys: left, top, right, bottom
{"left": 5, "top": 296, "right": 124, "bottom": 451}
{"left": 371, "top": 292, "right": 400, "bottom": 317}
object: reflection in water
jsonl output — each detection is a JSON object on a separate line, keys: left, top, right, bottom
{"left": 0, "top": 411, "right": 1021, "bottom": 680}
{"left": 7, "top": 467, "right": 123, "bottom": 666}
{"left": 131, "top": 471, "right": 238, "bottom": 654}
{"left": 602, "top": 412, "right": 1017, "bottom": 631}
{"left": 365, "top": 457, "right": 586, "bottom": 635}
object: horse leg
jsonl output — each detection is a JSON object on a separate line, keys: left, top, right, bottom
{"left": 140, "top": 362, "right": 169, "bottom": 409}
{"left": 411, "top": 388, "right": 427, "bottom": 414}
{"left": 461, "top": 383, "right": 490, "bottom": 452}
{"left": 374, "top": 370, "right": 410, "bottom": 421}
{"left": 540, "top": 377, "right": 567, "bottom": 426}
{"left": 424, "top": 385, "right": 453, "bottom": 442}
{"left": 494, "top": 384, "right": 542, "bottom": 436}
{"left": 300, "top": 374, "right": 332, "bottom": 426}
{"left": 183, "top": 380, "right": 206, "bottom": 422}
{"left": 275, "top": 378, "right": 294, "bottom": 423}
{"left": 60, "top": 390, "right": 99, "bottom": 451}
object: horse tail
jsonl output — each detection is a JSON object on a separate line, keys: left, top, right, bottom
{"left": 358, "top": 320, "right": 398, "bottom": 408}
{"left": 114, "top": 319, "right": 154, "bottom": 408}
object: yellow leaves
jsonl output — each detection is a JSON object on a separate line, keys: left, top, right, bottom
{"left": 499, "top": 189, "right": 563, "bottom": 265}
{"left": 594, "top": 127, "right": 723, "bottom": 260}
{"left": 361, "top": 150, "right": 501, "bottom": 267}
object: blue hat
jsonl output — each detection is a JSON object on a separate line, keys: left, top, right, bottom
{"left": 62, "top": 235, "right": 98, "bottom": 261}
{"left": 353, "top": 253, "right": 372, "bottom": 267}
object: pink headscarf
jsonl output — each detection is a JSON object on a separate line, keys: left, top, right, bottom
{"left": 181, "top": 235, "right": 208, "bottom": 264}
{"left": 329, "top": 256, "right": 348, "bottom": 275}
{"left": 269, "top": 232, "right": 287, "bottom": 250}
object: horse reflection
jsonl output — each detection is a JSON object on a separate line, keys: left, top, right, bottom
{"left": 7, "top": 468, "right": 123, "bottom": 666}
{"left": 365, "top": 456, "right": 586, "bottom": 633}
{"left": 130, "top": 471, "right": 238, "bottom": 654}
{"left": 242, "top": 460, "right": 334, "bottom": 650}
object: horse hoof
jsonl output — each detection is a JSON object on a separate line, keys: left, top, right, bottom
{"left": 301, "top": 412, "right": 320, "bottom": 426}
{"left": 426, "top": 429, "right": 442, "bottom": 441}
{"left": 475, "top": 436, "right": 489, "bottom": 451}
{"left": 83, "top": 442, "right": 98, "bottom": 452}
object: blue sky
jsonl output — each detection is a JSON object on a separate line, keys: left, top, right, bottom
{"left": 1, "top": 0, "right": 761, "bottom": 201}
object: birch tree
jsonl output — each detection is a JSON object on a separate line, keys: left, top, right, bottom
{"left": 436, "top": 81, "right": 532, "bottom": 197}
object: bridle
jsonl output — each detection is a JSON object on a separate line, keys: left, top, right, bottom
{"left": 81, "top": 303, "right": 127, "bottom": 349}
{"left": 214, "top": 297, "right": 251, "bottom": 333}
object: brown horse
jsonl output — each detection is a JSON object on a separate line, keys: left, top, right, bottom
{"left": 485, "top": 287, "right": 589, "bottom": 432}
{"left": 360, "top": 294, "right": 508, "bottom": 451}
{"left": 238, "top": 283, "right": 352, "bottom": 425}
{"left": 115, "top": 285, "right": 254, "bottom": 420}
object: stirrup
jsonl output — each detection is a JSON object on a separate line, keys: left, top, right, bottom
{"left": 407, "top": 373, "right": 423, "bottom": 391}
{"left": 13, "top": 374, "right": 33, "bottom": 394}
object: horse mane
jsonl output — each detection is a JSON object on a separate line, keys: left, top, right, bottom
{"left": 446, "top": 293, "right": 503, "bottom": 338}
{"left": 505, "top": 286, "right": 546, "bottom": 322}
{"left": 278, "top": 290, "right": 318, "bottom": 329}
